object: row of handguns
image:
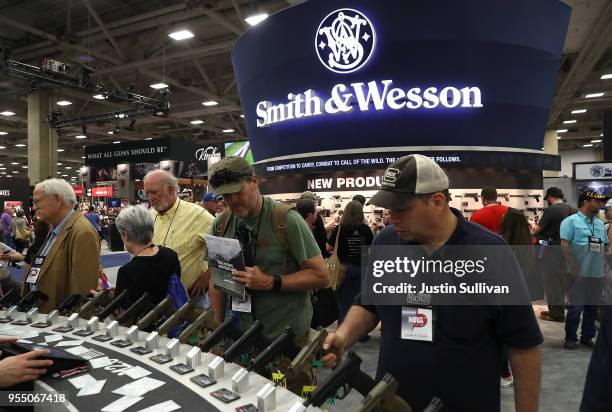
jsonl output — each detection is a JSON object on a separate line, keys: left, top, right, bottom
{"left": 0, "top": 290, "right": 448, "bottom": 411}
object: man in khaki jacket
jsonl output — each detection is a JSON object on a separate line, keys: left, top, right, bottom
{"left": 23, "top": 179, "right": 100, "bottom": 312}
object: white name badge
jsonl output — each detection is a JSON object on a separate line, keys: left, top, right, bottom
{"left": 26, "top": 267, "right": 41, "bottom": 285}
{"left": 232, "top": 294, "right": 252, "bottom": 313}
{"left": 401, "top": 306, "right": 433, "bottom": 342}
{"left": 588, "top": 236, "right": 602, "bottom": 253}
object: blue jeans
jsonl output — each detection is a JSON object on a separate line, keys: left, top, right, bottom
{"left": 565, "top": 277, "right": 605, "bottom": 341}
{"left": 3, "top": 233, "right": 14, "bottom": 249}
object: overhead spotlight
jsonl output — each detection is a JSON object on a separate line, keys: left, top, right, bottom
{"left": 92, "top": 94, "right": 106, "bottom": 100}
{"left": 168, "top": 30, "right": 194, "bottom": 40}
{"left": 202, "top": 100, "right": 218, "bottom": 107}
{"left": 245, "top": 13, "right": 269, "bottom": 26}
{"left": 0, "top": 111, "right": 15, "bottom": 116}
{"left": 57, "top": 100, "right": 72, "bottom": 106}
{"left": 150, "top": 83, "right": 169, "bottom": 90}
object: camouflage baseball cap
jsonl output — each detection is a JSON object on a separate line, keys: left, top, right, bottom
{"left": 300, "top": 191, "right": 318, "bottom": 201}
{"left": 208, "top": 157, "right": 254, "bottom": 195}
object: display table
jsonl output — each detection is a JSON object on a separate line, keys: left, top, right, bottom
{"left": 0, "top": 312, "right": 319, "bottom": 412}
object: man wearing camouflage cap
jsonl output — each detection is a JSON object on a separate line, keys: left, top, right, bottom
{"left": 321, "top": 154, "right": 542, "bottom": 411}
{"left": 207, "top": 157, "right": 328, "bottom": 393}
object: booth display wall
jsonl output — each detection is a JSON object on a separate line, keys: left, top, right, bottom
{"left": 0, "top": 177, "right": 31, "bottom": 213}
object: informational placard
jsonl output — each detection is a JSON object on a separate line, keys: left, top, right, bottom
{"left": 574, "top": 162, "right": 612, "bottom": 181}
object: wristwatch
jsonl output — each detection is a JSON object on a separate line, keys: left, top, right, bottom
{"left": 273, "top": 275, "right": 282, "bottom": 292}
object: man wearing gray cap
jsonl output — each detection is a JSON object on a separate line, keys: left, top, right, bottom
{"left": 321, "top": 154, "right": 542, "bottom": 412}
{"left": 207, "top": 157, "right": 328, "bottom": 393}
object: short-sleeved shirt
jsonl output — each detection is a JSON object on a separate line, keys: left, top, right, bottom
{"left": 560, "top": 211, "right": 608, "bottom": 278}
{"left": 537, "top": 202, "right": 573, "bottom": 244}
{"left": 356, "top": 208, "right": 543, "bottom": 411}
{"left": 327, "top": 223, "right": 374, "bottom": 266}
{"left": 469, "top": 204, "right": 508, "bottom": 233}
{"left": 211, "top": 196, "right": 321, "bottom": 340}
{"left": 151, "top": 199, "right": 214, "bottom": 289}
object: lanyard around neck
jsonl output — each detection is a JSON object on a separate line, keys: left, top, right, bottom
{"left": 154, "top": 200, "right": 181, "bottom": 247}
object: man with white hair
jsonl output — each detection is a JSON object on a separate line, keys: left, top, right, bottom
{"left": 143, "top": 170, "right": 213, "bottom": 300}
{"left": 23, "top": 178, "right": 100, "bottom": 312}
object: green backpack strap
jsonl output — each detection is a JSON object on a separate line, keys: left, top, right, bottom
{"left": 215, "top": 208, "right": 234, "bottom": 237}
{"left": 271, "top": 201, "right": 295, "bottom": 273}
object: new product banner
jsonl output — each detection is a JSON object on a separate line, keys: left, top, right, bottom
{"left": 232, "top": 0, "right": 570, "bottom": 162}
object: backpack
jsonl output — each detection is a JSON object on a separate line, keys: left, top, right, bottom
{"left": 215, "top": 200, "right": 294, "bottom": 272}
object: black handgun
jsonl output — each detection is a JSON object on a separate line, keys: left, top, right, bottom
{"left": 96, "top": 289, "right": 129, "bottom": 321}
{"left": 16, "top": 291, "right": 48, "bottom": 312}
{"left": 200, "top": 315, "right": 236, "bottom": 352}
{"left": 528, "top": 194, "right": 541, "bottom": 202}
{"left": 222, "top": 320, "right": 264, "bottom": 364}
{"left": 79, "top": 289, "right": 110, "bottom": 319}
{"left": 249, "top": 327, "right": 294, "bottom": 375}
{"left": 305, "top": 351, "right": 366, "bottom": 407}
{"left": 57, "top": 293, "right": 85, "bottom": 315}
{"left": 116, "top": 292, "right": 152, "bottom": 325}
{"left": 0, "top": 289, "right": 17, "bottom": 308}
{"left": 138, "top": 296, "right": 173, "bottom": 331}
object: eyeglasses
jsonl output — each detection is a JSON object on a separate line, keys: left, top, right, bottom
{"left": 209, "top": 169, "right": 252, "bottom": 188}
{"left": 32, "top": 195, "right": 51, "bottom": 206}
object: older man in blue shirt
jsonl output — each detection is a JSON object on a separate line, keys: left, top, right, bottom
{"left": 560, "top": 190, "right": 608, "bottom": 350}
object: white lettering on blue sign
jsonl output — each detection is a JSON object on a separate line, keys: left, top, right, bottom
{"left": 255, "top": 80, "right": 483, "bottom": 128}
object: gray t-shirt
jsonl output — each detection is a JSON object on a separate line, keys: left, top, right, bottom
{"left": 538, "top": 202, "right": 574, "bottom": 244}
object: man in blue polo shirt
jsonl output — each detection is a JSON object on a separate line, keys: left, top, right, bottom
{"left": 560, "top": 190, "right": 608, "bottom": 350}
{"left": 321, "top": 155, "right": 542, "bottom": 412}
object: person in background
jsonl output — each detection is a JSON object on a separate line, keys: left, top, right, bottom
{"left": 144, "top": 170, "right": 213, "bottom": 301}
{"left": 299, "top": 192, "right": 330, "bottom": 259}
{"left": 1, "top": 206, "right": 13, "bottom": 249}
{"left": 10, "top": 210, "right": 29, "bottom": 254}
{"left": 23, "top": 219, "right": 50, "bottom": 276}
{"left": 531, "top": 187, "right": 573, "bottom": 322}
{"left": 85, "top": 206, "right": 102, "bottom": 239}
{"left": 498, "top": 208, "right": 539, "bottom": 389}
{"left": 0, "top": 241, "right": 25, "bottom": 296}
{"left": 202, "top": 193, "right": 224, "bottom": 217}
{"left": 560, "top": 190, "right": 607, "bottom": 350}
{"left": 470, "top": 186, "right": 509, "bottom": 233}
{"left": 114, "top": 206, "right": 181, "bottom": 306}
{"left": 352, "top": 194, "right": 366, "bottom": 206}
{"left": 22, "top": 179, "right": 100, "bottom": 312}
{"left": 326, "top": 200, "right": 374, "bottom": 324}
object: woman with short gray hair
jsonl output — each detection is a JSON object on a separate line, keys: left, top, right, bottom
{"left": 115, "top": 206, "right": 181, "bottom": 306}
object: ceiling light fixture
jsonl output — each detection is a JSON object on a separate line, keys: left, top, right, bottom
{"left": 190, "top": 120, "right": 204, "bottom": 125}
{"left": 150, "top": 83, "right": 169, "bottom": 90}
{"left": 245, "top": 13, "right": 269, "bottom": 26}
{"left": 563, "top": 120, "right": 576, "bottom": 124}
{"left": 0, "top": 132, "right": 6, "bottom": 135}
{"left": 168, "top": 30, "right": 194, "bottom": 40}
{"left": 92, "top": 94, "right": 106, "bottom": 100}
{"left": 14, "top": 144, "right": 26, "bottom": 147}
{"left": 0, "top": 111, "right": 15, "bottom": 116}
{"left": 583, "top": 143, "right": 594, "bottom": 147}
{"left": 601, "top": 73, "right": 612, "bottom": 80}
{"left": 75, "top": 135, "right": 86, "bottom": 139}
{"left": 585, "top": 92, "right": 604, "bottom": 98}
{"left": 571, "top": 109, "right": 587, "bottom": 114}
{"left": 145, "top": 138, "right": 153, "bottom": 140}
{"left": 57, "top": 100, "right": 72, "bottom": 106}
{"left": 57, "top": 149, "right": 65, "bottom": 152}
{"left": 107, "top": 131, "right": 114, "bottom": 135}
{"left": 222, "top": 129, "right": 234, "bottom": 133}
{"left": 556, "top": 136, "right": 562, "bottom": 140}
{"left": 113, "top": 141, "right": 120, "bottom": 144}
{"left": 202, "top": 100, "right": 218, "bottom": 107}
{"left": 591, "top": 139, "right": 602, "bottom": 143}
{"left": 10, "top": 162, "right": 18, "bottom": 165}
{"left": 556, "top": 129, "right": 568, "bottom": 133}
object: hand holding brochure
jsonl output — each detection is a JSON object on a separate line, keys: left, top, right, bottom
{"left": 204, "top": 234, "right": 247, "bottom": 299}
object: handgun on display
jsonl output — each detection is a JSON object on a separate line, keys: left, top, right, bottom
{"left": 178, "top": 309, "right": 218, "bottom": 344}
{"left": 463, "top": 193, "right": 479, "bottom": 202}
{"left": 96, "top": 289, "right": 129, "bottom": 321}
{"left": 355, "top": 373, "right": 412, "bottom": 412}
{"left": 79, "top": 289, "right": 110, "bottom": 319}
{"left": 222, "top": 320, "right": 264, "bottom": 364}
{"left": 117, "top": 292, "right": 152, "bottom": 325}
{"left": 16, "top": 291, "right": 48, "bottom": 312}
{"left": 0, "top": 289, "right": 18, "bottom": 308}
{"left": 498, "top": 193, "right": 510, "bottom": 202}
{"left": 156, "top": 300, "right": 193, "bottom": 336}
{"left": 289, "top": 327, "right": 327, "bottom": 372}
{"left": 200, "top": 315, "right": 236, "bottom": 352}
{"left": 249, "top": 326, "right": 295, "bottom": 374}
{"left": 528, "top": 194, "right": 541, "bottom": 202}
{"left": 137, "top": 296, "right": 173, "bottom": 331}
{"left": 57, "top": 293, "right": 85, "bottom": 315}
